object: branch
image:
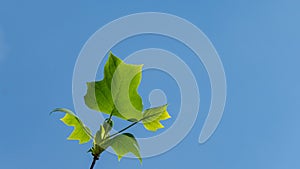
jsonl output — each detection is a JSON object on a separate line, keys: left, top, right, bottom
{"left": 90, "top": 155, "right": 99, "bottom": 169}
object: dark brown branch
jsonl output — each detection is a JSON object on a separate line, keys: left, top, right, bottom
{"left": 90, "top": 155, "right": 99, "bottom": 169}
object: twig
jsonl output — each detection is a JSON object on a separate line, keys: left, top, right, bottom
{"left": 90, "top": 155, "right": 99, "bottom": 169}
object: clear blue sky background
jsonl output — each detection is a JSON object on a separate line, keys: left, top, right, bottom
{"left": 1, "top": 0, "right": 300, "bottom": 169}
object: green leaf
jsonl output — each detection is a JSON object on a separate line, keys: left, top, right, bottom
{"left": 51, "top": 108, "right": 92, "bottom": 144}
{"left": 142, "top": 104, "right": 171, "bottom": 131}
{"left": 106, "top": 133, "right": 142, "bottom": 163}
{"left": 91, "top": 125, "right": 108, "bottom": 156}
{"left": 84, "top": 52, "right": 143, "bottom": 120}
{"left": 103, "top": 118, "right": 113, "bottom": 133}
{"left": 94, "top": 125, "right": 105, "bottom": 145}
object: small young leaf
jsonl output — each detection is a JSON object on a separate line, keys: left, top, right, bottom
{"left": 91, "top": 125, "right": 108, "bottom": 156}
{"left": 105, "top": 133, "right": 142, "bottom": 163}
{"left": 51, "top": 108, "right": 92, "bottom": 144}
{"left": 103, "top": 118, "right": 113, "bottom": 133}
{"left": 84, "top": 52, "right": 143, "bottom": 120}
{"left": 94, "top": 125, "right": 105, "bottom": 145}
{"left": 142, "top": 104, "right": 171, "bottom": 131}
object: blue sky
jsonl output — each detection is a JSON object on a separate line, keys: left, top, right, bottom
{"left": 1, "top": 0, "right": 300, "bottom": 169}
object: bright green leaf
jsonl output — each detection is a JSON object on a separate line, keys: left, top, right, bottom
{"left": 91, "top": 125, "right": 108, "bottom": 156}
{"left": 142, "top": 104, "right": 171, "bottom": 131}
{"left": 84, "top": 52, "right": 143, "bottom": 121}
{"left": 106, "top": 133, "right": 142, "bottom": 163}
{"left": 94, "top": 125, "right": 105, "bottom": 146}
{"left": 103, "top": 118, "right": 113, "bottom": 133}
{"left": 51, "top": 108, "right": 92, "bottom": 144}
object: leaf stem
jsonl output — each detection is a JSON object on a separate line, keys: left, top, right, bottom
{"left": 107, "top": 111, "right": 163, "bottom": 139}
{"left": 107, "top": 108, "right": 115, "bottom": 122}
{"left": 90, "top": 155, "right": 99, "bottom": 169}
{"left": 103, "top": 110, "right": 166, "bottom": 143}
{"left": 108, "top": 121, "right": 139, "bottom": 139}
{"left": 108, "top": 112, "right": 113, "bottom": 121}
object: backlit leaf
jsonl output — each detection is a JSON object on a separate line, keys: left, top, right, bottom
{"left": 51, "top": 108, "right": 92, "bottom": 144}
{"left": 105, "top": 133, "right": 142, "bottom": 163}
{"left": 142, "top": 104, "right": 171, "bottom": 131}
{"left": 84, "top": 52, "right": 143, "bottom": 121}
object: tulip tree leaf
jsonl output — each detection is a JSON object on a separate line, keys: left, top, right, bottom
{"left": 94, "top": 125, "right": 105, "bottom": 146}
{"left": 91, "top": 125, "right": 109, "bottom": 156}
{"left": 106, "top": 133, "right": 142, "bottom": 163}
{"left": 84, "top": 52, "right": 143, "bottom": 121}
{"left": 51, "top": 108, "right": 92, "bottom": 144}
{"left": 142, "top": 104, "right": 171, "bottom": 131}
